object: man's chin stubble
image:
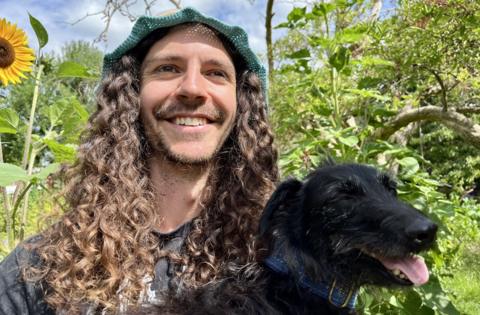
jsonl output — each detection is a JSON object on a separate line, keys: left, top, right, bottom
{"left": 149, "top": 133, "right": 218, "bottom": 167}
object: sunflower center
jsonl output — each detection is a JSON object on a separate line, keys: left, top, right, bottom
{"left": 0, "top": 37, "right": 15, "bottom": 68}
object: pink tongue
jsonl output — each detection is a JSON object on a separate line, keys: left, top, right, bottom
{"left": 379, "top": 256, "right": 429, "bottom": 285}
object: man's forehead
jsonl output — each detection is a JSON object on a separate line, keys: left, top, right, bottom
{"left": 168, "top": 23, "right": 221, "bottom": 45}
{"left": 143, "top": 24, "right": 234, "bottom": 67}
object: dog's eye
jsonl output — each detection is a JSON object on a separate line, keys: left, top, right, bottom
{"left": 379, "top": 174, "right": 397, "bottom": 196}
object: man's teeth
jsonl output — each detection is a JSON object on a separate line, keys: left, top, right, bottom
{"left": 173, "top": 117, "right": 208, "bottom": 126}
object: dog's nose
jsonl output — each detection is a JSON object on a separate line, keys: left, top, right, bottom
{"left": 405, "top": 218, "right": 438, "bottom": 249}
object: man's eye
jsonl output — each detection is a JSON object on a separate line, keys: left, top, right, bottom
{"left": 208, "top": 70, "right": 227, "bottom": 78}
{"left": 155, "top": 65, "right": 179, "bottom": 73}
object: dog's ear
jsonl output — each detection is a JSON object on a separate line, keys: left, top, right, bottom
{"left": 259, "top": 178, "right": 303, "bottom": 237}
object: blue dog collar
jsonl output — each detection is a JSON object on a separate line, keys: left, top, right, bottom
{"left": 264, "top": 253, "right": 358, "bottom": 309}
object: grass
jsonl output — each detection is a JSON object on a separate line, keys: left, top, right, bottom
{"left": 443, "top": 241, "right": 480, "bottom": 315}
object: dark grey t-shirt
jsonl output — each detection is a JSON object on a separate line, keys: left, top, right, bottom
{"left": 144, "top": 221, "right": 191, "bottom": 304}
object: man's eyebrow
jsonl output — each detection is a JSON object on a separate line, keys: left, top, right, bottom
{"left": 142, "top": 55, "right": 183, "bottom": 70}
{"left": 203, "top": 59, "right": 235, "bottom": 71}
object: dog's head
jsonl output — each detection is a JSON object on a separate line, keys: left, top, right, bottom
{"left": 260, "top": 163, "right": 438, "bottom": 288}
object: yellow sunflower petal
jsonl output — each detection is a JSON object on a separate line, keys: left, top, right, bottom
{"left": 0, "top": 70, "right": 9, "bottom": 86}
{"left": 15, "top": 52, "right": 35, "bottom": 61}
{"left": 0, "top": 19, "right": 6, "bottom": 37}
{"left": 13, "top": 46, "right": 33, "bottom": 54}
{"left": 10, "top": 31, "right": 25, "bottom": 44}
{"left": 9, "top": 25, "right": 22, "bottom": 42}
{"left": 14, "top": 61, "right": 33, "bottom": 70}
{"left": 8, "top": 35, "right": 25, "bottom": 47}
{"left": 12, "top": 66, "right": 28, "bottom": 79}
{"left": 3, "top": 68, "right": 14, "bottom": 84}
{"left": 15, "top": 60, "right": 32, "bottom": 69}
{"left": 2, "top": 22, "right": 14, "bottom": 41}
{"left": 2, "top": 67, "right": 13, "bottom": 84}
{"left": 15, "top": 62, "right": 34, "bottom": 69}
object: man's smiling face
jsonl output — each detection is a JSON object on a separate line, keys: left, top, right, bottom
{"left": 139, "top": 24, "right": 237, "bottom": 165}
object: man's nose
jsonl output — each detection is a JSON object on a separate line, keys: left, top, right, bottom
{"left": 175, "top": 67, "right": 208, "bottom": 106}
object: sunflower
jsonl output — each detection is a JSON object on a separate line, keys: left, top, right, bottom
{"left": 0, "top": 18, "right": 35, "bottom": 86}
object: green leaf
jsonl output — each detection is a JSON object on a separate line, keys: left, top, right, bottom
{"left": 287, "top": 7, "right": 307, "bottom": 23}
{"left": 0, "top": 163, "right": 29, "bottom": 186}
{"left": 308, "top": 35, "right": 333, "bottom": 49}
{"left": 329, "top": 46, "right": 350, "bottom": 71}
{"left": 274, "top": 22, "right": 291, "bottom": 29}
{"left": 416, "top": 276, "right": 461, "bottom": 315}
{"left": 287, "top": 49, "right": 311, "bottom": 59}
{"left": 57, "top": 61, "right": 96, "bottom": 79}
{"left": 32, "top": 163, "right": 60, "bottom": 181}
{"left": 356, "top": 56, "right": 395, "bottom": 67}
{"left": 312, "top": 3, "right": 336, "bottom": 17}
{"left": 42, "top": 101, "right": 66, "bottom": 128}
{"left": 401, "top": 290, "right": 423, "bottom": 314}
{"left": 398, "top": 157, "right": 420, "bottom": 177}
{"left": 358, "top": 77, "right": 383, "bottom": 89}
{"left": 336, "top": 27, "right": 368, "bottom": 43}
{"left": 61, "top": 98, "right": 89, "bottom": 143}
{"left": 28, "top": 13, "right": 48, "bottom": 49}
{"left": 43, "top": 139, "right": 77, "bottom": 163}
{"left": 0, "top": 108, "right": 19, "bottom": 134}
{"left": 389, "top": 295, "right": 400, "bottom": 307}
{"left": 346, "top": 88, "right": 390, "bottom": 101}
{"left": 338, "top": 135, "right": 359, "bottom": 147}
{"left": 418, "top": 306, "right": 435, "bottom": 315}
{"left": 40, "top": 97, "right": 88, "bottom": 143}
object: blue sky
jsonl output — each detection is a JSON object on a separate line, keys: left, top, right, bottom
{"left": 1, "top": 0, "right": 397, "bottom": 62}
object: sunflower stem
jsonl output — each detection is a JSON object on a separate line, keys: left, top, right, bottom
{"left": 19, "top": 148, "right": 38, "bottom": 241}
{"left": 0, "top": 136, "right": 14, "bottom": 249}
{"left": 21, "top": 64, "right": 43, "bottom": 170}
{"left": 11, "top": 64, "right": 43, "bottom": 241}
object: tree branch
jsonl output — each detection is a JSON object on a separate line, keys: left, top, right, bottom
{"left": 375, "top": 105, "right": 480, "bottom": 148}
{"left": 428, "top": 69, "right": 448, "bottom": 111}
{"left": 369, "top": 0, "right": 383, "bottom": 22}
{"left": 456, "top": 107, "right": 480, "bottom": 115}
{"left": 71, "top": 0, "right": 167, "bottom": 43}
{"left": 168, "top": 0, "right": 181, "bottom": 9}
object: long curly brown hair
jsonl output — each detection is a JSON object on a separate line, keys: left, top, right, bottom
{"left": 24, "top": 24, "right": 278, "bottom": 314}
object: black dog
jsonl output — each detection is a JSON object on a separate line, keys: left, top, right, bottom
{"left": 137, "top": 163, "right": 438, "bottom": 315}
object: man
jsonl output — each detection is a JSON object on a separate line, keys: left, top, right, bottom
{"left": 0, "top": 7, "right": 278, "bottom": 314}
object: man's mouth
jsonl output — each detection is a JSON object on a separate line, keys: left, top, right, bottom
{"left": 170, "top": 117, "right": 209, "bottom": 126}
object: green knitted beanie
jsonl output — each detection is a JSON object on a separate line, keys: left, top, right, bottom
{"left": 102, "top": 6, "right": 268, "bottom": 103}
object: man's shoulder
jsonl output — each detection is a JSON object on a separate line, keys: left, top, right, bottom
{"left": 0, "top": 235, "right": 53, "bottom": 315}
{"left": 1, "top": 235, "right": 43, "bottom": 270}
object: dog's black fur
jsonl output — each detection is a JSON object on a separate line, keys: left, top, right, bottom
{"left": 135, "top": 163, "right": 438, "bottom": 315}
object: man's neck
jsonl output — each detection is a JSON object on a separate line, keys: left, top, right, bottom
{"left": 148, "top": 156, "right": 211, "bottom": 234}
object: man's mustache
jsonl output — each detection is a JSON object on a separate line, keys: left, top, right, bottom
{"left": 154, "top": 102, "right": 225, "bottom": 122}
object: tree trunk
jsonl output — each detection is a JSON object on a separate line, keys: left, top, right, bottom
{"left": 265, "top": 0, "right": 275, "bottom": 80}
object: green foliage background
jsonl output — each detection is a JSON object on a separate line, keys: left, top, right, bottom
{"left": 1, "top": 1, "right": 479, "bottom": 314}
{"left": 269, "top": 1, "right": 480, "bottom": 314}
